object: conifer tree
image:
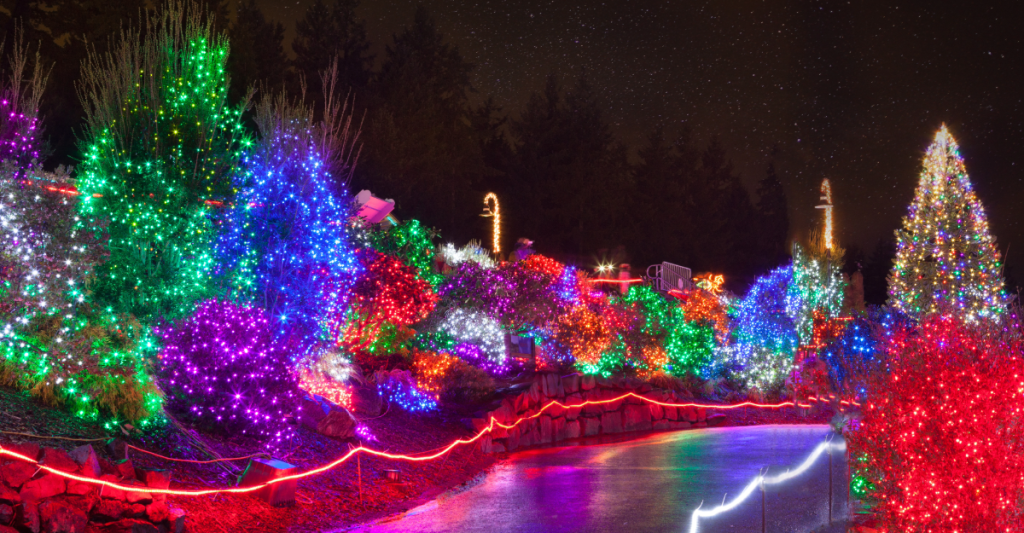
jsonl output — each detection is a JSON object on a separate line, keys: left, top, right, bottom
{"left": 76, "top": 2, "right": 250, "bottom": 322}
{"left": 292, "top": 0, "right": 371, "bottom": 99}
{"left": 227, "top": 0, "right": 288, "bottom": 104}
{"left": 756, "top": 160, "right": 789, "bottom": 267}
{"left": 888, "top": 125, "right": 1007, "bottom": 321}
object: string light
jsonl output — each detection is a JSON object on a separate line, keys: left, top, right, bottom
{"left": 297, "top": 368, "right": 353, "bottom": 409}
{"left": 522, "top": 254, "right": 566, "bottom": 277}
{"left": 553, "top": 304, "right": 613, "bottom": 371}
{"left": 0, "top": 393, "right": 837, "bottom": 498}
{"left": 343, "top": 249, "right": 437, "bottom": 353}
{"left": 688, "top": 439, "right": 844, "bottom": 533}
{"left": 77, "top": 14, "right": 250, "bottom": 322}
{"left": 848, "top": 314, "right": 1024, "bottom": 531}
{"left": 217, "top": 98, "right": 359, "bottom": 359}
{"left": 377, "top": 375, "right": 438, "bottom": 412}
{"left": 412, "top": 349, "right": 459, "bottom": 397}
{"left": 815, "top": 179, "right": 834, "bottom": 250}
{"left": 439, "top": 242, "right": 496, "bottom": 269}
{"left": 0, "top": 99, "right": 40, "bottom": 177}
{"left": 481, "top": 193, "right": 501, "bottom": 254}
{"left": 787, "top": 244, "right": 844, "bottom": 346}
{"left": 0, "top": 166, "right": 163, "bottom": 426}
{"left": 368, "top": 219, "right": 443, "bottom": 287}
{"left": 730, "top": 265, "right": 799, "bottom": 390}
{"left": 157, "top": 299, "right": 300, "bottom": 449}
{"left": 681, "top": 288, "right": 730, "bottom": 342}
{"left": 438, "top": 308, "right": 507, "bottom": 371}
{"left": 694, "top": 273, "right": 724, "bottom": 294}
{"left": 889, "top": 125, "right": 1007, "bottom": 321}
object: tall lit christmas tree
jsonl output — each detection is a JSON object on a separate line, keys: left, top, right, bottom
{"left": 889, "top": 125, "right": 1007, "bottom": 321}
{"left": 76, "top": 3, "right": 249, "bottom": 322}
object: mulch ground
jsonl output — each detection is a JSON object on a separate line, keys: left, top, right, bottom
{"left": 0, "top": 386, "right": 842, "bottom": 532}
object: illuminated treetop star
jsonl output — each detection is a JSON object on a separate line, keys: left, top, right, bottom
{"left": 889, "top": 125, "right": 1007, "bottom": 321}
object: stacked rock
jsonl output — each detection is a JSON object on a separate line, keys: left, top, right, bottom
{"left": 475, "top": 373, "right": 723, "bottom": 454}
{"left": 0, "top": 442, "right": 186, "bottom": 533}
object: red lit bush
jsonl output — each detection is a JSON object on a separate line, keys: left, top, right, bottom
{"left": 342, "top": 249, "right": 437, "bottom": 352}
{"left": 847, "top": 314, "right": 1024, "bottom": 531}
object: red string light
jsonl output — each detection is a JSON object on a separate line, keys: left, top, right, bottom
{"left": 0, "top": 392, "right": 850, "bottom": 497}
{"left": 521, "top": 254, "right": 565, "bottom": 277}
{"left": 848, "top": 314, "right": 1024, "bottom": 531}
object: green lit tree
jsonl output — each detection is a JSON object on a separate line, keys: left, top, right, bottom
{"left": 786, "top": 241, "right": 844, "bottom": 345}
{"left": 76, "top": 2, "right": 250, "bottom": 322}
{"left": 888, "top": 125, "right": 1008, "bottom": 321}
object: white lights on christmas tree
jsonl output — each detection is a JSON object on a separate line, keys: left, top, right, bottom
{"left": 482, "top": 192, "right": 501, "bottom": 254}
{"left": 889, "top": 125, "right": 1007, "bottom": 321}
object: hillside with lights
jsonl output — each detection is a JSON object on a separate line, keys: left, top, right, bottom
{"left": 0, "top": 3, "right": 1022, "bottom": 533}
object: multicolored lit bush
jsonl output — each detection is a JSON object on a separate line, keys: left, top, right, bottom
{"left": 0, "top": 161, "right": 164, "bottom": 427}
{"left": 375, "top": 368, "right": 438, "bottom": 412}
{"left": 158, "top": 299, "right": 301, "bottom": 447}
{"left": 411, "top": 348, "right": 494, "bottom": 405}
{"left": 846, "top": 314, "right": 1024, "bottom": 531}
{"left": 366, "top": 219, "right": 443, "bottom": 287}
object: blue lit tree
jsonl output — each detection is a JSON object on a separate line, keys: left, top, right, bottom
{"left": 216, "top": 65, "right": 362, "bottom": 360}
{"left": 730, "top": 265, "right": 800, "bottom": 392}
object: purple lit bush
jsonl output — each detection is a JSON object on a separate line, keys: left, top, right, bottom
{"left": 157, "top": 299, "right": 300, "bottom": 447}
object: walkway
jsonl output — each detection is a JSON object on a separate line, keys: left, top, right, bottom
{"left": 346, "top": 425, "right": 848, "bottom": 533}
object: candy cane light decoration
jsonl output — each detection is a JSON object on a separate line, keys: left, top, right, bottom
{"left": 482, "top": 192, "right": 501, "bottom": 254}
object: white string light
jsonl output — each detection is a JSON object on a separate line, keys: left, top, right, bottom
{"left": 688, "top": 438, "right": 845, "bottom": 533}
{"left": 815, "top": 179, "right": 834, "bottom": 250}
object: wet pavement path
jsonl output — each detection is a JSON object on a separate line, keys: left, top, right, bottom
{"left": 346, "top": 425, "right": 848, "bottom": 533}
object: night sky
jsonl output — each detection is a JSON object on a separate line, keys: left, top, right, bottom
{"left": 261, "top": 0, "right": 1024, "bottom": 289}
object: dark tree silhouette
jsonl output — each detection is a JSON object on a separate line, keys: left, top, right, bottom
{"left": 292, "top": 0, "right": 372, "bottom": 103}
{"left": 362, "top": 6, "right": 485, "bottom": 243}
{"left": 756, "top": 160, "right": 790, "bottom": 269}
{"left": 630, "top": 127, "right": 691, "bottom": 268}
{"left": 864, "top": 238, "right": 895, "bottom": 306}
{"left": 689, "top": 137, "right": 758, "bottom": 286}
{"left": 504, "top": 73, "right": 631, "bottom": 257}
{"left": 226, "top": 0, "right": 287, "bottom": 105}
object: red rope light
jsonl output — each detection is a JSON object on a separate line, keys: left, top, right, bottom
{"left": 588, "top": 278, "right": 644, "bottom": 284}
{"left": 0, "top": 392, "right": 855, "bottom": 497}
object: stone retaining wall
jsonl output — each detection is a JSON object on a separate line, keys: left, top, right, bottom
{"left": 0, "top": 442, "right": 186, "bottom": 533}
{"left": 475, "top": 373, "right": 724, "bottom": 454}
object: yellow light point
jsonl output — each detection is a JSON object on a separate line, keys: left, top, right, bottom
{"left": 482, "top": 192, "right": 501, "bottom": 254}
{"left": 815, "top": 178, "right": 834, "bottom": 250}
